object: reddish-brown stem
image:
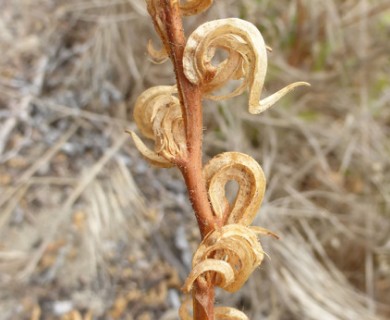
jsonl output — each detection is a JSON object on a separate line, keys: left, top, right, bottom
{"left": 148, "top": 1, "right": 220, "bottom": 319}
{"left": 193, "top": 276, "right": 216, "bottom": 319}
{"left": 157, "top": 0, "right": 219, "bottom": 238}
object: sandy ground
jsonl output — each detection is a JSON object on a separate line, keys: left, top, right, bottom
{"left": 0, "top": 0, "right": 389, "bottom": 319}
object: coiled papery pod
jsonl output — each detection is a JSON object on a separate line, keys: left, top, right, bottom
{"left": 179, "top": 0, "right": 213, "bottom": 16}
{"left": 128, "top": 86, "right": 187, "bottom": 167}
{"left": 182, "top": 224, "right": 274, "bottom": 294}
{"left": 203, "top": 152, "right": 266, "bottom": 226}
{"left": 183, "top": 18, "right": 310, "bottom": 114}
{"left": 147, "top": 39, "right": 168, "bottom": 64}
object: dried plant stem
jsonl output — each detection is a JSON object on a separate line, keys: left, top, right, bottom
{"left": 192, "top": 279, "right": 215, "bottom": 320}
{"left": 158, "top": 0, "right": 217, "bottom": 238}
{"left": 156, "top": 1, "right": 218, "bottom": 318}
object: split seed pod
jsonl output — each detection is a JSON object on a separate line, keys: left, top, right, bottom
{"left": 128, "top": 86, "right": 187, "bottom": 167}
{"left": 183, "top": 18, "right": 310, "bottom": 114}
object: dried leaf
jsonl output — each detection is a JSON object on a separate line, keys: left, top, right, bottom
{"left": 183, "top": 18, "right": 310, "bottom": 114}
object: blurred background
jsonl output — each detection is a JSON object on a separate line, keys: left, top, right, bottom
{"left": 0, "top": 0, "right": 389, "bottom": 319}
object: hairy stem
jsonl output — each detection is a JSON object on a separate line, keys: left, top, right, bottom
{"left": 151, "top": 1, "right": 219, "bottom": 319}
{"left": 158, "top": 0, "right": 218, "bottom": 238}
{"left": 193, "top": 279, "right": 215, "bottom": 320}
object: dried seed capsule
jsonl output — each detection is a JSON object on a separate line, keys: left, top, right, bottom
{"left": 203, "top": 152, "right": 265, "bottom": 226}
{"left": 129, "top": 86, "right": 187, "bottom": 167}
{"left": 183, "top": 18, "right": 309, "bottom": 114}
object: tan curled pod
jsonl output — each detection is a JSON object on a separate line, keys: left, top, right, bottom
{"left": 133, "top": 86, "right": 177, "bottom": 139}
{"left": 183, "top": 18, "right": 309, "bottom": 114}
{"left": 147, "top": 40, "right": 169, "bottom": 64}
{"left": 128, "top": 85, "right": 186, "bottom": 167}
{"left": 182, "top": 224, "right": 265, "bottom": 294}
{"left": 203, "top": 152, "right": 265, "bottom": 226}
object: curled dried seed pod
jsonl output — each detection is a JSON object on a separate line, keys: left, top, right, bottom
{"left": 179, "top": 0, "right": 213, "bottom": 16}
{"left": 183, "top": 18, "right": 310, "bottom": 114}
{"left": 133, "top": 86, "right": 177, "bottom": 139}
{"left": 147, "top": 40, "right": 168, "bottom": 64}
{"left": 183, "top": 224, "right": 265, "bottom": 294}
{"left": 128, "top": 86, "right": 186, "bottom": 167}
{"left": 127, "top": 131, "right": 173, "bottom": 168}
{"left": 203, "top": 152, "right": 265, "bottom": 226}
{"left": 182, "top": 259, "right": 234, "bottom": 293}
{"left": 152, "top": 99, "right": 187, "bottom": 162}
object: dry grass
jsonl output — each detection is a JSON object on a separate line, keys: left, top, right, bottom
{"left": 0, "top": 0, "right": 389, "bottom": 319}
